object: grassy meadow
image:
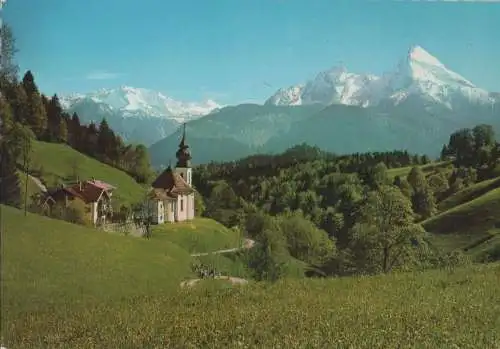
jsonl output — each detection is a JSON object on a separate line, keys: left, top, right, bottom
{"left": 151, "top": 217, "right": 242, "bottom": 253}
{"left": 2, "top": 204, "right": 500, "bottom": 348}
{"left": 423, "top": 186, "right": 500, "bottom": 252}
{"left": 22, "top": 141, "right": 146, "bottom": 205}
{"left": 386, "top": 161, "right": 450, "bottom": 179}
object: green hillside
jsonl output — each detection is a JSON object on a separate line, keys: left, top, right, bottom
{"left": 438, "top": 176, "right": 500, "bottom": 212}
{"left": 1, "top": 206, "right": 499, "bottom": 348}
{"left": 24, "top": 141, "right": 146, "bottom": 205}
{"left": 151, "top": 218, "right": 242, "bottom": 253}
{"left": 423, "top": 187, "right": 500, "bottom": 252}
{"left": 386, "top": 161, "right": 450, "bottom": 179}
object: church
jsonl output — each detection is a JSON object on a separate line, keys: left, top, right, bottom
{"left": 147, "top": 124, "right": 195, "bottom": 224}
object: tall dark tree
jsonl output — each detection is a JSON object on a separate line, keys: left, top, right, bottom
{"left": 21, "top": 70, "right": 37, "bottom": 96}
{"left": 68, "top": 112, "right": 82, "bottom": 149}
{"left": 46, "top": 94, "right": 67, "bottom": 142}
{"left": 83, "top": 122, "right": 99, "bottom": 156}
{"left": 97, "top": 118, "right": 115, "bottom": 160}
{"left": 22, "top": 71, "right": 47, "bottom": 138}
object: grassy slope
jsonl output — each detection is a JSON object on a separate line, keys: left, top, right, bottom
{"left": 423, "top": 187, "right": 500, "bottom": 252}
{"left": 387, "top": 161, "right": 450, "bottom": 179}
{"left": 466, "top": 233, "right": 500, "bottom": 262}
{"left": 2, "top": 205, "right": 499, "bottom": 348}
{"left": 439, "top": 176, "right": 500, "bottom": 211}
{"left": 151, "top": 218, "right": 242, "bottom": 254}
{"left": 25, "top": 141, "right": 146, "bottom": 205}
{"left": 1, "top": 205, "right": 193, "bottom": 308}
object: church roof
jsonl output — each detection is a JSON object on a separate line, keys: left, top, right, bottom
{"left": 148, "top": 188, "right": 177, "bottom": 201}
{"left": 151, "top": 166, "right": 193, "bottom": 194}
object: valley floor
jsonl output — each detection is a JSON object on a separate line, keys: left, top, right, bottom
{"left": 2, "top": 264, "right": 499, "bottom": 349}
{"left": 1, "top": 205, "right": 500, "bottom": 348}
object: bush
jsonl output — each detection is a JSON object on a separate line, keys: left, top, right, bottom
{"left": 51, "top": 199, "right": 89, "bottom": 226}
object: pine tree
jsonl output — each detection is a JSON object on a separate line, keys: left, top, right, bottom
{"left": 27, "top": 91, "right": 48, "bottom": 138}
{"left": 57, "top": 115, "right": 68, "bottom": 143}
{"left": 97, "top": 118, "right": 113, "bottom": 160}
{"left": 21, "top": 71, "right": 48, "bottom": 138}
{"left": 84, "top": 122, "right": 99, "bottom": 156}
{"left": 21, "top": 70, "right": 37, "bottom": 96}
{"left": 68, "top": 112, "right": 82, "bottom": 149}
{"left": 46, "top": 94, "right": 65, "bottom": 142}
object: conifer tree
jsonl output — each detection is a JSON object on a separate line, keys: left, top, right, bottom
{"left": 57, "top": 115, "right": 68, "bottom": 143}
{"left": 97, "top": 118, "right": 114, "bottom": 160}
{"left": 21, "top": 71, "right": 48, "bottom": 138}
{"left": 68, "top": 112, "right": 82, "bottom": 149}
{"left": 21, "top": 70, "right": 37, "bottom": 96}
{"left": 46, "top": 94, "right": 66, "bottom": 142}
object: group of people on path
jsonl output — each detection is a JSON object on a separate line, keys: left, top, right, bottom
{"left": 192, "top": 263, "right": 222, "bottom": 279}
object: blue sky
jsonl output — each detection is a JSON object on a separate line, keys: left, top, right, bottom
{"left": 3, "top": 0, "right": 500, "bottom": 104}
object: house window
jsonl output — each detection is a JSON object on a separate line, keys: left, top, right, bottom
{"left": 180, "top": 199, "right": 184, "bottom": 212}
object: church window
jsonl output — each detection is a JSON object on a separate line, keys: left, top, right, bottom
{"left": 180, "top": 199, "right": 184, "bottom": 211}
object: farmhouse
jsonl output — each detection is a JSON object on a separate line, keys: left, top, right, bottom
{"left": 146, "top": 124, "right": 195, "bottom": 224}
{"left": 47, "top": 178, "right": 115, "bottom": 226}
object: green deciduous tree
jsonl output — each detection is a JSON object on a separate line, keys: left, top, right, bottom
{"left": 278, "top": 210, "right": 336, "bottom": 266}
{"left": 348, "top": 185, "right": 425, "bottom": 274}
{"left": 245, "top": 213, "right": 292, "bottom": 281}
{"left": 407, "top": 167, "right": 436, "bottom": 218}
{"left": 0, "top": 23, "right": 19, "bottom": 85}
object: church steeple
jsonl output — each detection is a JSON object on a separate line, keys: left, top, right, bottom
{"left": 175, "top": 123, "right": 192, "bottom": 168}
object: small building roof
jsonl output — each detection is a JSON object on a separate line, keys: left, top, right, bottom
{"left": 48, "top": 179, "right": 114, "bottom": 204}
{"left": 151, "top": 166, "right": 193, "bottom": 194}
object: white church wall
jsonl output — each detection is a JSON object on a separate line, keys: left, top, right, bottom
{"left": 176, "top": 194, "right": 188, "bottom": 222}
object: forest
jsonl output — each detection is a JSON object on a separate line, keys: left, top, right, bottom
{"left": 194, "top": 125, "right": 500, "bottom": 278}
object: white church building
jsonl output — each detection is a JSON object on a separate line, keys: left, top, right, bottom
{"left": 147, "top": 124, "right": 195, "bottom": 224}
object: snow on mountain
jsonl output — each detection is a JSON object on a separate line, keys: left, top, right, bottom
{"left": 265, "top": 85, "right": 305, "bottom": 106}
{"left": 60, "top": 86, "right": 222, "bottom": 123}
{"left": 60, "top": 86, "right": 222, "bottom": 146}
{"left": 266, "top": 45, "right": 495, "bottom": 110}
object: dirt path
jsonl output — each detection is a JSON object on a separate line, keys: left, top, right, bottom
{"left": 190, "top": 238, "right": 255, "bottom": 257}
{"left": 182, "top": 238, "right": 256, "bottom": 288}
{"left": 180, "top": 276, "right": 249, "bottom": 288}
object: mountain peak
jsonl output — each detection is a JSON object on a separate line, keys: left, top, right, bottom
{"left": 407, "top": 45, "right": 444, "bottom": 67}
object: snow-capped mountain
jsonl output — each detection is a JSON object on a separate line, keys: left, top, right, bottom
{"left": 151, "top": 45, "right": 500, "bottom": 166}
{"left": 266, "top": 45, "right": 496, "bottom": 110}
{"left": 61, "top": 86, "right": 221, "bottom": 122}
{"left": 60, "top": 86, "right": 222, "bottom": 145}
